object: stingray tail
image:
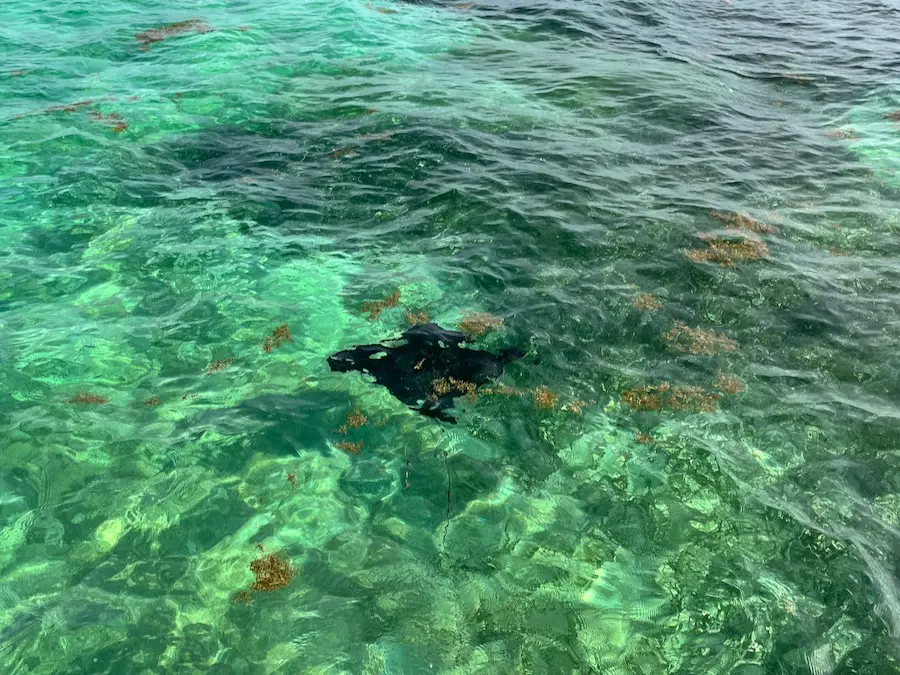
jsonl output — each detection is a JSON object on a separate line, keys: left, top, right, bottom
{"left": 499, "top": 347, "right": 527, "bottom": 363}
{"left": 417, "top": 402, "right": 458, "bottom": 424}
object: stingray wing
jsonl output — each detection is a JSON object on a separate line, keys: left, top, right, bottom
{"left": 328, "top": 323, "right": 522, "bottom": 425}
{"left": 401, "top": 323, "right": 471, "bottom": 346}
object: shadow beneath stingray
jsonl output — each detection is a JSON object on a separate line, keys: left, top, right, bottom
{"left": 176, "top": 389, "right": 356, "bottom": 472}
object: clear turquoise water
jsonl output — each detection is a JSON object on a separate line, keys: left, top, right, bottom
{"left": 2, "top": 0, "right": 900, "bottom": 672}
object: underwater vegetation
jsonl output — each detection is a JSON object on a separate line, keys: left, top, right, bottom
{"left": 273, "top": 324, "right": 292, "bottom": 345}
{"left": 134, "top": 20, "right": 213, "bottom": 47}
{"left": 683, "top": 234, "right": 769, "bottom": 266}
{"left": 361, "top": 290, "right": 400, "bottom": 320}
{"left": 458, "top": 312, "right": 504, "bottom": 338}
{"left": 632, "top": 293, "right": 662, "bottom": 311}
{"left": 477, "top": 382, "right": 574, "bottom": 413}
{"left": 531, "top": 385, "right": 559, "bottom": 410}
{"left": 232, "top": 591, "right": 252, "bottom": 604}
{"left": 621, "top": 384, "right": 669, "bottom": 412}
{"left": 713, "top": 372, "right": 744, "bottom": 394}
{"left": 45, "top": 99, "right": 94, "bottom": 114}
{"left": 431, "top": 377, "right": 478, "bottom": 402}
{"left": 780, "top": 73, "right": 814, "bottom": 84}
{"left": 88, "top": 111, "right": 127, "bottom": 133}
{"left": 143, "top": 396, "right": 161, "bottom": 407}
{"left": 334, "top": 410, "right": 368, "bottom": 452}
{"left": 263, "top": 324, "right": 292, "bottom": 352}
{"left": 663, "top": 321, "right": 736, "bottom": 355}
{"left": 67, "top": 393, "right": 108, "bottom": 404}
{"left": 621, "top": 382, "right": 721, "bottom": 412}
{"left": 710, "top": 209, "right": 778, "bottom": 235}
{"left": 355, "top": 130, "right": 394, "bottom": 143}
{"left": 337, "top": 410, "right": 368, "bottom": 434}
{"left": 562, "top": 399, "right": 586, "bottom": 414}
{"left": 480, "top": 384, "right": 523, "bottom": 397}
{"left": 39, "top": 100, "right": 129, "bottom": 132}
{"left": 658, "top": 385, "right": 721, "bottom": 412}
{"left": 824, "top": 127, "right": 856, "bottom": 140}
{"left": 329, "top": 146, "right": 358, "bottom": 159}
{"left": 205, "top": 358, "right": 233, "bottom": 376}
{"left": 405, "top": 310, "right": 430, "bottom": 325}
{"left": 335, "top": 440, "right": 363, "bottom": 454}
{"left": 248, "top": 550, "right": 296, "bottom": 593}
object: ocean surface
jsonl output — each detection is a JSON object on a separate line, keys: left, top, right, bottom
{"left": 2, "top": 0, "right": 900, "bottom": 672}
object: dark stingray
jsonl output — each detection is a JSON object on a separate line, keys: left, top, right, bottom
{"left": 328, "top": 323, "right": 525, "bottom": 423}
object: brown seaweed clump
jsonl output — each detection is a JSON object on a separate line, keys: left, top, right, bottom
{"left": 356, "top": 131, "right": 394, "bottom": 143}
{"left": 135, "top": 20, "right": 213, "bottom": 47}
{"left": 710, "top": 210, "right": 778, "bottom": 235}
{"left": 562, "top": 399, "right": 585, "bottom": 414}
{"left": 405, "top": 310, "right": 430, "bottom": 325}
{"left": 632, "top": 293, "right": 662, "bottom": 312}
{"left": 46, "top": 100, "right": 94, "bottom": 114}
{"left": 329, "top": 146, "right": 358, "bottom": 159}
{"left": 89, "top": 110, "right": 128, "bottom": 133}
{"left": 143, "top": 396, "right": 161, "bottom": 407}
{"left": 621, "top": 383, "right": 720, "bottom": 413}
{"left": 273, "top": 324, "right": 292, "bottom": 345}
{"left": 263, "top": 324, "right": 292, "bottom": 352}
{"left": 824, "top": 128, "right": 855, "bottom": 140}
{"left": 232, "top": 590, "right": 252, "bottom": 604}
{"left": 362, "top": 290, "right": 400, "bottom": 320}
{"left": 336, "top": 440, "right": 363, "bottom": 455}
{"left": 432, "top": 377, "right": 477, "bottom": 402}
{"left": 622, "top": 384, "right": 669, "bottom": 412}
{"left": 481, "top": 384, "right": 523, "bottom": 397}
{"left": 532, "top": 386, "right": 559, "bottom": 410}
{"left": 249, "top": 552, "right": 295, "bottom": 592}
{"left": 667, "top": 386, "right": 720, "bottom": 412}
{"left": 781, "top": 73, "right": 813, "bottom": 84}
{"left": 714, "top": 372, "right": 744, "bottom": 394}
{"left": 68, "top": 393, "right": 108, "bottom": 405}
{"left": 458, "top": 312, "right": 503, "bottom": 338}
{"left": 205, "top": 358, "right": 233, "bottom": 375}
{"left": 663, "top": 321, "right": 736, "bottom": 355}
{"left": 683, "top": 235, "right": 769, "bottom": 266}
{"left": 337, "top": 410, "right": 367, "bottom": 434}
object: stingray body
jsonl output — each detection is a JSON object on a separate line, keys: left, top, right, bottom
{"left": 328, "top": 323, "right": 524, "bottom": 422}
